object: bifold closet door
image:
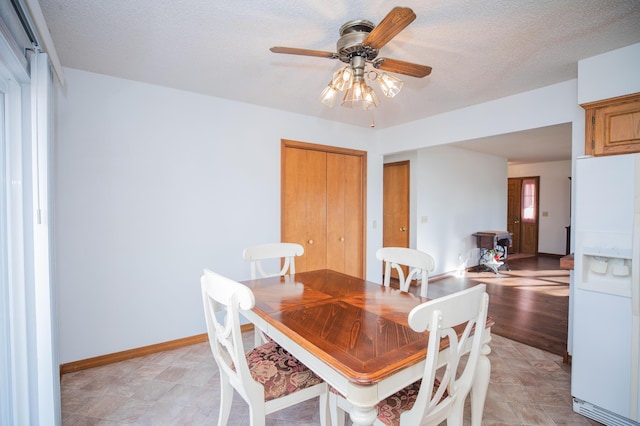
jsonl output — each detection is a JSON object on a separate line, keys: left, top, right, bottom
{"left": 282, "top": 141, "right": 366, "bottom": 278}
{"left": 326, "top": 152, "right": 363, "bottom": 278}
{"left": 282, "top": 146, "right": 327, "bottom": 273}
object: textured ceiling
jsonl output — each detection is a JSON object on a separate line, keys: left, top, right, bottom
{"left": 38, "top": 0, "right": 640, "bottom": 161}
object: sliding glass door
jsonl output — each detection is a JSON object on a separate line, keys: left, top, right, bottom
{"left": 0, "top": 86, "right": 11, "bottom": 425}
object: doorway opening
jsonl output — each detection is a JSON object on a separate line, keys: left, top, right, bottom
{"left": 507, "top": 176, "right": 540, "bottom": 255}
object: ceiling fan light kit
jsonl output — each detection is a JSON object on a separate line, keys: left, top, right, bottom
{"left": 270, "top": 7, "right": 432, "bottom": 111}
{"left": 342, "top": 79, "right": 379, "bottom": 110}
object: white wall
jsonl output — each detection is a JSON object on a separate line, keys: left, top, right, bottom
{"left": 55, "top": 42, "right": 640, "bottom": 364}
{"left": 55, "top": 73, "right": 578, "bottom": 363}
{"left": 416, "top": 146, "right": 507, "bottom": 274}
{"left": 382, "top": 147, "right": 507, "bottom": 275}
{"left": 378, "top": 79, "right": 583, "bottom": 272}
{"left": 54, "top": 68, "right": 382, "bottom": 363}
{"left": 578, "top": 43, "right": 640, "bottom": 104}
{"left": 509, "top": 160, "right": 571, "bottom": 255}
{"left": 379, "top": 80, "right": 582, "bottom": 154}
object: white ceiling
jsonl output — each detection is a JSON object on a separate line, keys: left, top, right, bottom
{"left": 452, "top": 123, "right": 573, "bottom": 165}
{"left": 38, "top": 0, "right": 640, "bottom": 163}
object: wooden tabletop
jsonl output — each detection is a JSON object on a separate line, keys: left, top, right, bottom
{"left": 244, "top": 269, "right": 442, "bottom": 384}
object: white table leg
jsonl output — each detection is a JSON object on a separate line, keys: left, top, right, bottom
{"left": 349, "top": 404, "right": 378, "bottom": 426}
{"left": 470, "top": 335, "right": 492, "bottom": 426}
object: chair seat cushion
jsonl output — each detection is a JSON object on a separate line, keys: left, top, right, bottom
{"left": 246, "top": 340, "right": 323, "bottom": 401}
{"left": 329, "top": 378, "right": 445, "bottom": 426}
{"left": 376, "top": 379, "right": 444, "bottom": 426}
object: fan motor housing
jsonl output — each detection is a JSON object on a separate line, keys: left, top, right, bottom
{"left": 336, "top": 20, "right": 379, "bottom": 63}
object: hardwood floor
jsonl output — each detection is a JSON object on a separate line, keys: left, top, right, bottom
{"left": 407, "top": 255, "right": 570, "bottom": 357}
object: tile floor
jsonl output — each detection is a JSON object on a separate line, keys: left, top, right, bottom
{"left": 61, "top": 332, "right": 602, "bottom": 425}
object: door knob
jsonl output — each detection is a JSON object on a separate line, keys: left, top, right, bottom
{"left": 308, "top": 239, "right": 314, "bottom": 245}
{"left": 340, "top": 237, "right": 345, "bottom": 241}
{"left": 400, "top": 227, "right": 406, "bottom": 232}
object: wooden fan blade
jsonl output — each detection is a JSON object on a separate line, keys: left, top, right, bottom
{"left": 363, "top": 7, "right": 416, "bottom": 50}
{"left": 270, "top": 46, "right": 338, "bottom": 59}
{"left": 373, "top": 58, "right": 432, "bottom": 78}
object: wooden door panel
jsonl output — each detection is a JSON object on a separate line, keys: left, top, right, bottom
{"left": 283, "top": 146, "right": 307, "bottom": 256}
{"left": 282, "top": 140, "right": 366, "bottom": 278}
{"left": 521, "top": 221, "right": 538, "bottom": 254}
{"left": 306, "top": 150, "right": 328, "bottom": 271}
{"left": 520, "top": 177, "right": 539, "bottom": 255}
{"left": 341, "top": 154, "right": 364, "bottom": 278}
{"left": 383, "top": 162, "right": 410, "bottom": 248}
{"left": 326, "top": 153, "right": 364, "bottom": 278}
{"left": 383, "top": 161, "right": 410, "bottom": 280}
{"left": 507, "top": 177, "right": 539, "bottom": 255}
{"left": 326, "top": 153, "right": 345, "bottom": 273}
{"left": 507, "top": 178, "right": 522, "bottom": 253}
{"left": 283, "top": 147, "right": 327, "bottom": 273}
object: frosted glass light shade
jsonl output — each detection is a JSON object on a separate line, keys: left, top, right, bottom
{"left": 342, "top": 80, "right": 378, "bottom": 110}
{"left": 377, "top": 72, "right": 404, "bottom": 98}
{"left": 319, "top": 84, "right": 338, "bottom": 107}
{"left": 331, "top": 67, "right": 353, "bottom": 91}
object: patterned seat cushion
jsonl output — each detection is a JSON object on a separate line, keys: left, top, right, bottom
{"left": 245, "top": 340, "right": 323, "bottom": 401}
{"left": 330, "top": 378, "right": 445, "bottom": 426}
{"left": 376, "top": 379, "right": 444, "bottom": 426}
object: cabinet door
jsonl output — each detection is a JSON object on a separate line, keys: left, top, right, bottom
{"left": 282, "top": 147, "right": 327, "bottom": 273}
{"left": 585, "top": 93, "right": 640, "bottom": 156}
{"left": 326, "top": 153, "right": 364, "bottom": 278}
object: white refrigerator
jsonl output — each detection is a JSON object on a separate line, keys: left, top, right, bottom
{"left": 572, "top": 153, "right": 640, "bottom": 426}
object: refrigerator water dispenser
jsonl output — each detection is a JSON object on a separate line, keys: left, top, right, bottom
{"left": 580, "top": 253, "right": 633, "bottom": 297}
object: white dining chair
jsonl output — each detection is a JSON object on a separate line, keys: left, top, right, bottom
{"left": 376, "top": 247, "right": 435, "bottom": 298}
{"left": 330, "top": 284, "right": 490, "bottom": 426}
{"left": 243, "top": 242, "right": 304, "bottom": 346}
{"left": 243, "top": 242, "right": 304, "bottom": 279}
{"left": 201, "top": 269, "right": 328, "bottom": 426}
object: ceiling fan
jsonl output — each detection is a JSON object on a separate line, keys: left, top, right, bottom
{"left": 270, "top": 7, "right": 432, "bottom": 110}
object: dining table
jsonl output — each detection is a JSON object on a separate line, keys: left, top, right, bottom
{"left": 241, "top": 269, "right": 493, "bottom": 426}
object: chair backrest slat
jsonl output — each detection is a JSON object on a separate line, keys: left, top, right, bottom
{"left": 401, "top": 284, "right": 489, "bottom": 425}
{"left": 243, "top": 243, "right": 304, "bottom": 279}
{"left": 201, "top": 269, "right": 259, "bottom": 398}
{"left": 376, "top": 247, "right": 435, "bottom": 298}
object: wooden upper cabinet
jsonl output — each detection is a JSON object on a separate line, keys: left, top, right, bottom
{"left": 583, "top": 92, "right": 640, "bottom": 156}
{"left": 281, "top": 140, "right": 366, "bottom": 279}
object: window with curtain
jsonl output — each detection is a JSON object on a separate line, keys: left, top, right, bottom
{"left": 522, "top": 178, "right": 537, "bottom": 222}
